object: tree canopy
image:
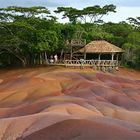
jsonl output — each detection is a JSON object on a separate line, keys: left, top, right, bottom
{"left": 0, "top": 5, "right": 140, "bottom": 69}
{"left": 55, "top": 4, "right": 116, "bottom": 24}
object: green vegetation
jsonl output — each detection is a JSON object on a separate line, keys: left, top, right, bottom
{"left": 0, "top": 5, "right": 140, "bottom": 69}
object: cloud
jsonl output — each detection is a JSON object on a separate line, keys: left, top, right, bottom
{"left": 0, "top": 0, "right": 66, "bottom": 8}
{"left": 1, "top": 0, "right": 140, "bottom": 8}
{"left": 0, "top": 0, "right": 140, "bottom": 23}
{"left": 61, "top": 0, "right": 140, "bottom": 8}
{"left": 104, "top": 7, "right": 140, "bottom": 22}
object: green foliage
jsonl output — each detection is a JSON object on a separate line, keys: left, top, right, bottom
{"left": 127, "top": 17, "right": 140, "bottom": 27}
{"left": 0, "top": 5, "right": 140, "bottom": 69}
{"left": 55, "top": 4, "right": 116, "bottom": 24}
{"left": 122, "top": 32, "right": 140, "bottom": 69}
{"left": 127, "top": 32, "right": 140, "bottom": 46}
{"left": 35, "top": 30, "right": 58, "bottom": 52}
{"left": 0, "top": 6, "right": 50, "bottom": 18}
{"left": 54, "top": 7, "right": 79, "bottom": 24}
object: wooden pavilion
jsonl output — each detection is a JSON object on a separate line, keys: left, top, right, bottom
{"left": 64, "top": 40, "right": 124, "bottom": 70}
{"left": 79, "top": 40, "right": 124, "bottom": 61}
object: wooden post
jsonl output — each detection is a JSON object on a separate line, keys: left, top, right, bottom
{"left": 84, "top": 47, "right": 86, "bottom": 60}
{"left": 70, "top": 45, "right": 72, "bottom": 60}
{"left": 98, "top": 53, "right": 101, "bottom": 60}
{"left": 116, "top": 53, "right": 119, "bottom": 61}
{"left": 84, "top": 53, "right": 86, "bottom": 60}
{"left": 116, "top": 53, "right": 119, "bottom": 67}
{"left": 111, "top": 53, "right": 115, "bottom": 61}
{"left": 83, "top": 39, "right": 86, "bottom": 59}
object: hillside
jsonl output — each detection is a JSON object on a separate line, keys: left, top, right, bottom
{"left": 0, "top": 67, "right": 140, "bottom": 140}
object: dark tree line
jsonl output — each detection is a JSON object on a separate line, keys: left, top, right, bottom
{"left": 0, "top": 5, "right": 140, "bottom": 69}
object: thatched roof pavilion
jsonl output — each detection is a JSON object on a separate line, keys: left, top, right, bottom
{"left": 79, "top": 40, "right": 123, "bottom": 53}
{"left": 79, "top": 40, "right": 124, "bottom": 61}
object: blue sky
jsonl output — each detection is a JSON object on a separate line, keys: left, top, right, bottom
{"left": 0, "top": 0, "right": 140, "bottom": 22}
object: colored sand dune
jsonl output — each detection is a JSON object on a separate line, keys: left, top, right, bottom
{"left": 0, "top": 67, "right": 140, "bottom": 140}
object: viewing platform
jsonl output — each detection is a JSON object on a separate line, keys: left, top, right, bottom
{"left": 46, "top": 59, "right": 120, "bottom": 72}
{"left": 64, "top": 59, "right": 119, "bottom": 71}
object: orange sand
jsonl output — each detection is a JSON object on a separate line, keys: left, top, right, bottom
{"left": 0, "top": 66, "right": 140, "bottom": 140}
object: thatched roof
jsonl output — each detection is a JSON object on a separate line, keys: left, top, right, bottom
{"left": 79, "top": 40, "right": 124, "bottom": 53}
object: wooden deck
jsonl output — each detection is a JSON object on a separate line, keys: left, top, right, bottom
{"left": 47, "top": 59, "right": 120, "bottom": 72}
{"left": 64, "top": 60, "right": 120, "bottom": 72}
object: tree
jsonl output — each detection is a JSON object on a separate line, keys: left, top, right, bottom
{"left": 54, "top": 7, "right": 79, "bottom": 24}
{"left": 55, "top": 4, "right": 116, "bottom": 24}
{"left": 36, "top": 30, "right": 58, "bottom": 53}
{"left": 127, "top": 17, "right": 140, "bottom": 27}
{"left": 103, "top": 22, "right": 133, "bottom": 46}
{"left": 0, "top": 6, "right": 58, "bottom": 66}
{"left": 0, "top": 6, "right": 50, "bottom": 19}
{"left": 0, "top": 5, "right": 139, "bottom": 69}
{"left": 122, "top": 32, "right": 140, "bottom": 68}
{"left": 82, "top": 4, "right": 116, "bottom": 23}
{"left": 0, "top": 21, "right": 37, "bottom": 66}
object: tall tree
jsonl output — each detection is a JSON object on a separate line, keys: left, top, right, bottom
{"left": 55, "top": 4, "right": 116, "bottom": 24}
{"left": 127, "top": 17, "right": 140, "bottom": 27}
{"left": 54, "top": 7, "right": 79, "bottom": 24}
{"left": 122, "top": 32, "right": 140, "bottom": 68}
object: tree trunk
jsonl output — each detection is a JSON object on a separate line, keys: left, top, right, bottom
{"left": 60, "top": 49, "right": 64, "bottom": 62}
{"left": 40, "top": 53, "right": 42, "bottom": 65}
{"left": 44, "top": 52, "right": 48, "bottom": 64}
{"left": 21, "top": 58, "right": 27, "bottom": 67}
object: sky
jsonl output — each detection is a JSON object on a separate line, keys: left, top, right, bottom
{"left": 0, "top": 0, "right": 140, "bottom": 23}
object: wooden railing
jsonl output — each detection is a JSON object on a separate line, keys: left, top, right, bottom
{"left": 66, "top": 39, "right": 86, "bottom": 46}
{"left": 64, "top": 60, "right": 119, "bottom": 71}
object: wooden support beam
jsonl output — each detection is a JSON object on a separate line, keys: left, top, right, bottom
{"left": 84, "top": 52, "right": 86, "bottom": 60}
{"left": 70, "top": 45, "right": 72, "bottom": 60}
{"left": 84, "top": 46, "right": 86, "bottom": 60}
{"left": 116, "top": 53, "right": 119, "bottom": 61}
{"left": 111, "top": 53, "right": 115, "bottom": 61}
{"left": 98, "top": 53, "right": 101, "bottom": 60}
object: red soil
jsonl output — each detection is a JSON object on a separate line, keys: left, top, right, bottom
{"left": 0, "top": 66, "right": 140, "bottom": 140}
